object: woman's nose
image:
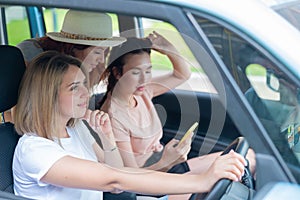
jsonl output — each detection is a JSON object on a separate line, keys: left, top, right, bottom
{"left": 81, "top": 86, "right": 90, "bottom": 98}
{"left": 97, "top": 53, "right": 105, "bottom": 64}
{"left": 139, "top": 73, "right": 146, "bottom": 83}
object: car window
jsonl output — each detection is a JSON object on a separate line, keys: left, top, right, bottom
{"left": 42, "top": 8, "right": 67, "bottom": 33}
{"left": 5, "top": 6, "right": 30, "bottom": 45}
{"left": 117, "top": 17, "right": 217, "bottom": 93}
{"left": 42, "top": 9, "right": 120, "bottom": 34}
{"left": 4, "top": 6, "right": 217, "bottom": 94}
{"left": 138, "top": 17, "right": 217, "bottom": 93}
{"left": 194, "top": 14, "right": 300, "bottom": 167}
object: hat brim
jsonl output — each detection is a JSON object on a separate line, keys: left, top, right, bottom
{"left": 46, "top": 32, "right": 126, "bottom": 47}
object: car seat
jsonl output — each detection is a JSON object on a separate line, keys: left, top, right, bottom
{"left": 0, "top": 45, "right": 26, "bottom": 195}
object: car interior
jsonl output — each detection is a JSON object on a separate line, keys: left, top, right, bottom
{"left": 1, "top": 0, "right": 300, "bottom": 199}
{"left": 0, "top": 8, "right": 251, "bottom": 200}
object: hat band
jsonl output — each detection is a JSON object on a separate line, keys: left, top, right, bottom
{"left": 60, "top": 30, "right": 110, "bottom": 41}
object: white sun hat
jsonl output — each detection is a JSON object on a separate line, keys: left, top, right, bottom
{"left": 47, "top": 10, "right": 126, "bottom": 47}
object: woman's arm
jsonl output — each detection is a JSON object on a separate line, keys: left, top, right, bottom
{"left": 148, "top": 31, "right": 191, "bottom": 97}
{"left": 92, "top": 142, "right": 123, "bottom": 168}
{"left": 116, "top": 140, "right": 174, "bottom": 171}
{"left": 84, "top": 109, "right": 124, "bottom": 167}
{"left": 41, "top": 150, "right": 246, "bottom": 195}
{"left": 115, "top": 141, "right": 141, "bottom": 168}
{"left": 187, "top": 149, "right": 256, "bottom": 175}
{"left": 116, "top": 133, "right": 193, "bottom": 172}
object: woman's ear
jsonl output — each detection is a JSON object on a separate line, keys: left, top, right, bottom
{"left": 112, "top": 67, "right": 121, "bottom": 80}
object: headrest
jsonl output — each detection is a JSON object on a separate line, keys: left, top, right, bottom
{"left": 0, "top": 45, "right": 26, "bottom": 112}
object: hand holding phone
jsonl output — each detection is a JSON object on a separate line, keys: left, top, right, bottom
{"left": 177, "top": 122, "right": 199, "bottom": 146}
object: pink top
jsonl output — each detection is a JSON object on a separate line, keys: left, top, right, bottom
{"left": 105, "top": 88, "right": 163, "bottom": 167}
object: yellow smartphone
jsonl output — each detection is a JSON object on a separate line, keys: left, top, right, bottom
{"left": 177, "top": 122, "right": 199, "bottom": 146}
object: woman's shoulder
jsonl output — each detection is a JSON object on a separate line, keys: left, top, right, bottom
{"left": 14, "top": 134, "right": 67, "bottom": 163}
{"left": 13, "top": 134, "right": 68, "bottom": 179}
{"left": 17, "top": 134, "right": 60, "bottom": 149}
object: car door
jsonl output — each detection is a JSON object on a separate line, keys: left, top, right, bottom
{"left": 185, "top": 5, "right": 300, "bottom": 188}
{"left": 1, "top": 1, "right": 300, "bottom": 199}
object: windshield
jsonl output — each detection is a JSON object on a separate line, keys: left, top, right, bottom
{"left": 268, "top": 0, "right": 300, "bottom": 31}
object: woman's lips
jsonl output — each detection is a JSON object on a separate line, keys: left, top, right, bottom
{"left": 85, "top": 64, "right": 97, "bottom": 72}
{"left": 78, "top": 102, "right": 87, "bottom": 108}
{"left": 137, "top": 86, "right": 145, "bottom": 91}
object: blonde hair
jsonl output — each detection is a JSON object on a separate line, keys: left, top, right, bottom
{"left": 14, "top": 51, "right": 88, "bottom": 140}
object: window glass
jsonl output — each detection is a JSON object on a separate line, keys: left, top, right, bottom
{"left": 0, "top": 113, "right": 3, "bottom": 123}
{"left": 140, "top": 17, "right": 216, "bottom": 93}
{"left": 5, "top": 6, "right": 30, "bottom": 45}
{"left": 43, "top": 8, "right": 68, "bottom": 32}
{"left": 43, "top": 9, "right": 119, "bottom": 36}
{"left": 43, "top": 8, "right": 119, "bottom": 35}
{"left": 194, "top": 14, "right": 300, "bottom": 167}
{"left": 195, "top": 16, "right": 251, "bottom": 93}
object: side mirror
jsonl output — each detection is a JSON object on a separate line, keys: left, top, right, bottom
{"left": 266, "top": 69, "right": 280, "bottom": 92}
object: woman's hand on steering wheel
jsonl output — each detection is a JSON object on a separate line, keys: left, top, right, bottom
{"left": 204, "top": 150, "right": 247, "bottom": 190}
{"left": 198, "top": 137, "right": 255, "bottom": 200}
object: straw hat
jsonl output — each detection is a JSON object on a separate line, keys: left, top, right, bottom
{"left": 47, "top": 10, "right": 126, "bottom": 47}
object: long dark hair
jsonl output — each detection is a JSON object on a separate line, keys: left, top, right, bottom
{"left": 98, "top": 37, "right": 152, "bottom": 108}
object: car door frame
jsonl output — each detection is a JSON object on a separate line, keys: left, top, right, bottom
{"left": 1, "top": 0, "right": 299, "bottom": 190}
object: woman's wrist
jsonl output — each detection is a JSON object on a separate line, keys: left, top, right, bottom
{"left": 103, "top": 146, "right": 117, "bottom": 152}
{"left": 154, "top": 157, "right": 173, "bottom": 172}
{"left": 98, "top": 131, "right": 116, "bottom": 143}
{"left": 101, "top": 133, "right": 118, "bottom": 152}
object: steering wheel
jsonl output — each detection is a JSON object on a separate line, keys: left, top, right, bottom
{"left": 194, "top": 137, "right": 254, "bottom": 200}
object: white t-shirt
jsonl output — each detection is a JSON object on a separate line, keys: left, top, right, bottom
{"left": 13, "top": 120, "right": 103, "bottom": 200}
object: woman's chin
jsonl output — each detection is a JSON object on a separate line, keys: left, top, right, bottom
{"left": 133, "top": 90, "right": 144, "bottom": 96}
{"left": 73, "top": 109, "right": 87, "bottom": 119}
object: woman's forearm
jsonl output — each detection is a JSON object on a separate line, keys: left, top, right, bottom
{"left": 43, "top": 151, "right": 246, "bottom": 196}
{"left": 144, "top": 160, "right": 173, "bottom": 172}
{"left": 43, "top": 156, "right": 208, "bottom": 194}
{"left": 103, "top": 146, "right": 124, "bottom": 167}
{"left": 93, "top": 139, "right": 124, "bottom": 168}
{"left": 167, "top": 51, "right": 191, "bottom": 81}
{"left": 112, "top": 166, "right": 209, "bottom": 195}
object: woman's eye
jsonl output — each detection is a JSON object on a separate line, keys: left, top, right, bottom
{"left": 83, "top": 80, "right": 88, "bottom": 87}
{"left": 146, "top": 70, "right": 152, "bottom": 74}
{"left": 132, "top": 71, "right": 140, "bottom": 75}
{"left": 71, "top": 85, "right": 78, "bottom": 91}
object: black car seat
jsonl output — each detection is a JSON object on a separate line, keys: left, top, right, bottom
{"left": 0, "top": 45, "right": 25, "bottom": 194}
